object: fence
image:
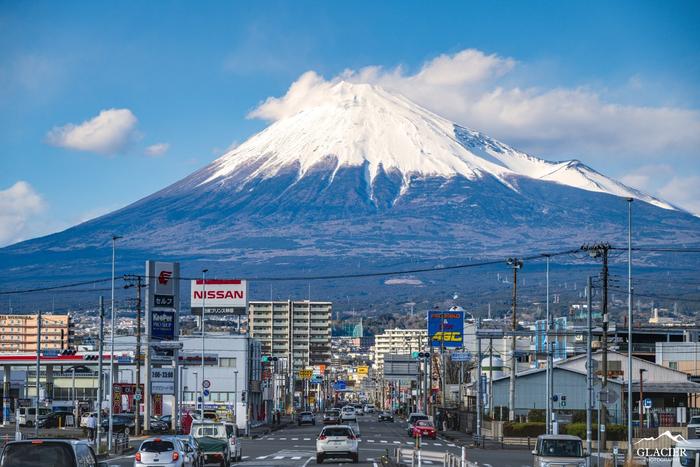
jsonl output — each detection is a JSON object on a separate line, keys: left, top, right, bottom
{"left": 391, "top": 447, "right": 470, "bottom": 467}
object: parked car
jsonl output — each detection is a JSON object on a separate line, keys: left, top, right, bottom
{"left": 316, "top": 425, "right": 359, "bottom": 464}
{"left": 0, "top": 439, "right": 105, "bottom": 467}
{"left": 363, "top": 404, "right": 375, "bottom": 414}
{"left": 16, "top": 406, "right": 51, "bottom": 427}
{"left": 160, "top": 415, "right": 172, "bottom": 425}
{"left": 189, "top": 421, "right": 231, "bottom": 467}
{"left": 410, "top": 420, "right": 437, "bottom": 439}
{"left": 323, "top": 409, "right": 341, "bottom": 425}
{"left": 100, "top": 413, "right": 136, "bottom": 435}
{"left": 688, "top": 416, "right": 700, "bottom": 438}
{"left": 150, "top": 417, "right": 170, "bottom": 434}
{"left": 405, "top": 413, "right": 429, "bottom": 436}
{"left": 80, "top": 411, "right": 97, "bottom": 428}
{"left": 353, "top": 404, "right": 364, "bottom": 415}
{"left": 378, "top": 411, "right": 394, "bottom": 422}
{"left": 223, "top": 421, "right": 242, "bottom": 462}
{"left": 38, "top": 411, "right": 74, "bottom": 429}
{"left": 340, "top": 405, "right": 356, "bottom": 423}
{"left": 531, "top": 434, "right": 586, "bottom": 467}
{"left": 135, "top": 437, "right": 194, "bottom": 467}
{"left": 175, "top": 435, "right": 204, "bottom": 467}
{"left": 672, "top": 439, "right": 700, "bottom": 467}
{"left": 298, "top": 411, "right": 316, "bottom": 426}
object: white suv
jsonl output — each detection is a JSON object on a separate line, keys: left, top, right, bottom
{"left": 316, "top": 425, "right": 359, "bottom": 464}
{"left": 340, "top": 405, "right": 356, "bottom": 422}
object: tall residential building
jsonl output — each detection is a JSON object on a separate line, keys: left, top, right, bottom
{"left": 0, "top": 314, "right": 72, "bottom": 352}
{"left": 248, "top": 300, "right": 332, "bottom": 372}
{"left": 373, "top": 328, "right": 428, "bottom": 370}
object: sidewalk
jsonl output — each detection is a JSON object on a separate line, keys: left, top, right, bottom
{"left": 247, "top": 415, "right": 293, "bottom": 439}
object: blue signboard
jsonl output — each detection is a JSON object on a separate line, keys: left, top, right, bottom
{"left": 151, "top": 310, "right": 176, "bottom": 340}
{"left": 427, "top": 310, "right": 464, "bottom": 348}
{"left": 451, "top": 352, "right": 471, "bottom": 362}
{"left": 333, "top": 381, "right": 346, "bottom": 391}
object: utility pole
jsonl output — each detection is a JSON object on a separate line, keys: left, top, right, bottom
{"left": 586, "top": 276, "right": 593, "bottom": 464}
{"left": 123, "top": 275, "right": 144, "bottom": 435}
{"left": 626, "top": 198, "right": 634, "bottom": 463}
{"left": 96, "top": 296, "right": 105, "bottom": 453}
{"left": 545, "top": 254, "right": 551, "bottom": 433}
{"left": 135, "top": 276, "right": 142, "bottom": 436}
{"left": 507, "top": 257, "right": 523, "bottom": 422}
{"left": 476, "top": 318, "right": 482, "bottom": 440}
{"left": 35, "top": 308, "right": 42, "bottom": 438}
{"left": 582, "top": 243, "right": 610, "bottom": 450}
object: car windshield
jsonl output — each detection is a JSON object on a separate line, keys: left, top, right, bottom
{"left": 0, "top": 442, "right": 76, "bottom": 467}
{"left": 325, "top": 410, "right": 339, "bottom": 415}
{"left": 691, "top": 417, "right": 700, "bottom": 424}
{"left": 539, "top": 439, "right": 583, "bottom": 457}
{"left": 323, "top": 427, "right": 353, "bottom": 437}
{"left": 410, "top": 415, "right": 428, "bottom": 423}
{"left": 343, "top": 407, "right": 353, "bottom": 412}
{"left": 416, "top": 420, "right": 433, "bottom": 427}
{"left": 141, "top": 440, "right": 175, "bottom": 452}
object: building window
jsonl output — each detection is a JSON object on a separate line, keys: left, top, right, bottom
{"left": 219, "top": 358, "right": 237, "bottom": 368}
{"left": 669, "top": 361, "right": 678, "bottom": 370}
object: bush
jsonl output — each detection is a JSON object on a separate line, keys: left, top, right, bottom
{"left": 563, "top": 423, "right": 626, "bottom": 441}
{"left": 503, "top": 422, "right": 547, "bottom": 437}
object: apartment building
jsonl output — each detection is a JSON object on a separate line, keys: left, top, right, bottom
{"left": 373, "top": 328, "right": 428, "bottom": 370}
{"left": 0, "top": 314, "right": 72, "bottom": 352}
{"left": 248, "top": 300, "right": 332, "bottom": 372}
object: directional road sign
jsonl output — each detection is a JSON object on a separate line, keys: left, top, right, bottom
{"left": 203, "top": 389, "right": 210, "bottom": 397}
{"left": 644, "top": 398, "right": 652, "bottom": 409}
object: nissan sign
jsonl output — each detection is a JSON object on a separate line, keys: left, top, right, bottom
{"left": 190, "top": 279, "right": 247, "bottom": 315}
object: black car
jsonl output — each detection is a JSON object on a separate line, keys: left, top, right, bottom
{"left": 0, "top": 439, "right": 106, "bottom": 467}
{"left": 378, "top": 411, "right": 394, "bottom": 422}
{"left": 37, "top": 411, "right": 74, "bottom": 429}
{"left": 100, "top": 414, "right": 136, "bottom": 435}
{"left": 149, "top": 417, "right": 169, "bottom": 433}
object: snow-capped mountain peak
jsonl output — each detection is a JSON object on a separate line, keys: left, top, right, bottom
{"left": 202, "top": 81, "right": 674, "bottom": 210}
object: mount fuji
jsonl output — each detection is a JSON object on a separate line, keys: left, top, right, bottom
{"left": 2, "top": 82, "right": 699, "bottom": 300}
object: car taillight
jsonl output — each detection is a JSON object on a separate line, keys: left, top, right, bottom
{"left": 135, "top": 452, "right": 141, "bottom": 462}
{"left": 172, "top": 451, "right": 179, "bottom": 461}
{"left": 318, "top": 435, "right": 327, "bottom": 440}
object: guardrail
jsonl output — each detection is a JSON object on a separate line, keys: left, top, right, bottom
{"left": 112, "top": 432, "right": 129, "bottom": 454}
{"left": 392, "top": 447, "right": 473, "bottom": 467}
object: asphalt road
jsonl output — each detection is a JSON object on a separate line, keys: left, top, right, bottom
{"left": 76, "top": 414, "right": 535, "bottom": 467}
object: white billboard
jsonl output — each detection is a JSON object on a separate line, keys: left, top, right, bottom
{"left": 190, "top": 279, "right": 247, "bottom": 314}
{"left": 151, "top": 367, "right": 175, "bottom": 395}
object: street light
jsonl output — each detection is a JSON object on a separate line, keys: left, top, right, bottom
{"left": 234, "top": 370, "right": 239, "bottom": 426}
{"left": 506, "top": 257, "right": 523, "bottom": 422}
{"left": 193, "top": 371, "right": 198, "bottom": 415}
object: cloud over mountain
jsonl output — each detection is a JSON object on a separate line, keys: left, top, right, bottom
{"left": 46, "top": 108, "right": 139, "bottom": 155}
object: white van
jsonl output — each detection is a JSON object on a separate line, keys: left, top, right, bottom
{"left": 16, "top": 407, "right": 51, "bottom": 426}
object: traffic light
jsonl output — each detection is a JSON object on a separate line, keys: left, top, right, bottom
{"left": 552, "top": 395, "right": 558, "bottom": 402}
{"left": 261, "top": 356, "right": 279, "bottom": 363}
{"left": 414, "top": 352, "right": 431, "bottom": 359}
{"left": 241, "top": 391, "right": 246, "bottom": 403}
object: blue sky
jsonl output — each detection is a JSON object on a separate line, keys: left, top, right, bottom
{"left": 1, "top": 0, "right": 699, "bottom": 246}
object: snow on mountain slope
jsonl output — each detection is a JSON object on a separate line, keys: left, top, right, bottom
{"left": 199, "top": 80, "right": 671, "bottom": 210}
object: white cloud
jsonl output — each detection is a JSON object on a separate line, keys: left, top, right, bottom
{"left": 0, "top": 181, "right": 46, "bottom": 247}
{"left": 249, "top": 49, "right": 700, "bottom": 159}
{"left": 46, "top": 108, "right": 139, "bottom": 155}
{"left": 658, "top": 176, "right": 700, "bottom": 216}
{"left": 145, "top": 142, "right": 170, "bottom": 157}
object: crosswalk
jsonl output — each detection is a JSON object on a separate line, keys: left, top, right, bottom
{"left": 263, "top": 435, "right": 456, "bottom": 448}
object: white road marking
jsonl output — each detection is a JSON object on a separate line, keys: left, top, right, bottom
{"left": 448, "top": 443, "right": 456, "bottom": 447}
{"left": 279, "top": 437, "right": 287, "bottom": 440}
{"left": 380, "top": 440, "right": 388, "bottom": 443}
{"left": 292, "top": 437, "right": 299, "bottom": 440}
{"left": 303, "top": 437, "right": 311, "bottom": 440}
{"left": 241, "top": 456, "right": 249, "bottom": 459}
{"left": 274, "top": 455, "right": 285, "bottom": 459}
{"left": 368, "top": 439, "right": 375, "bottom": 443}
{"left": 373, "top": 463, "right": 378, "bottom": 467}
{"left": 256, "top": 455, "right": 268, "bottom": 459}
{"left": 268, "top": 437, "right": 275, "bottom": 440}
{"left": 302, "top": 456, "right": 314, "bottom": 467}
{"left": 291, "top": 456, "right": 302, "bottom": 460}
{"left": 434, "top": 442, "right": 442, "bottom": 446}
{"left": 393, "top": 440, "right": 400, "bottom": 444}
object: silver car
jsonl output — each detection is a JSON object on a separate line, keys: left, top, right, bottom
{"left": 532, "top": 434, "right": 586, "bottom": 467}
{"left": 135, "top": 437, "right": 194, "bottom": 467}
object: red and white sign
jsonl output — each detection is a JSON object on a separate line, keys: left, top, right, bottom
{"left": 190, "top": 279, "right": 247, "bottom": 309}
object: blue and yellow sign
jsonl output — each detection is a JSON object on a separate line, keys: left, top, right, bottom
{"left": 427, "top": 310, "right": 464, "bottom": 348}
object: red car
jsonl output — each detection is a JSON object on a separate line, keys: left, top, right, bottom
{"left": 411, "top": 420, "right": 437, "bottom": 439}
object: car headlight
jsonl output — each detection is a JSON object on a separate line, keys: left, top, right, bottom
{"left": 539, "top": 462, "right": 550, "bottom": 467}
